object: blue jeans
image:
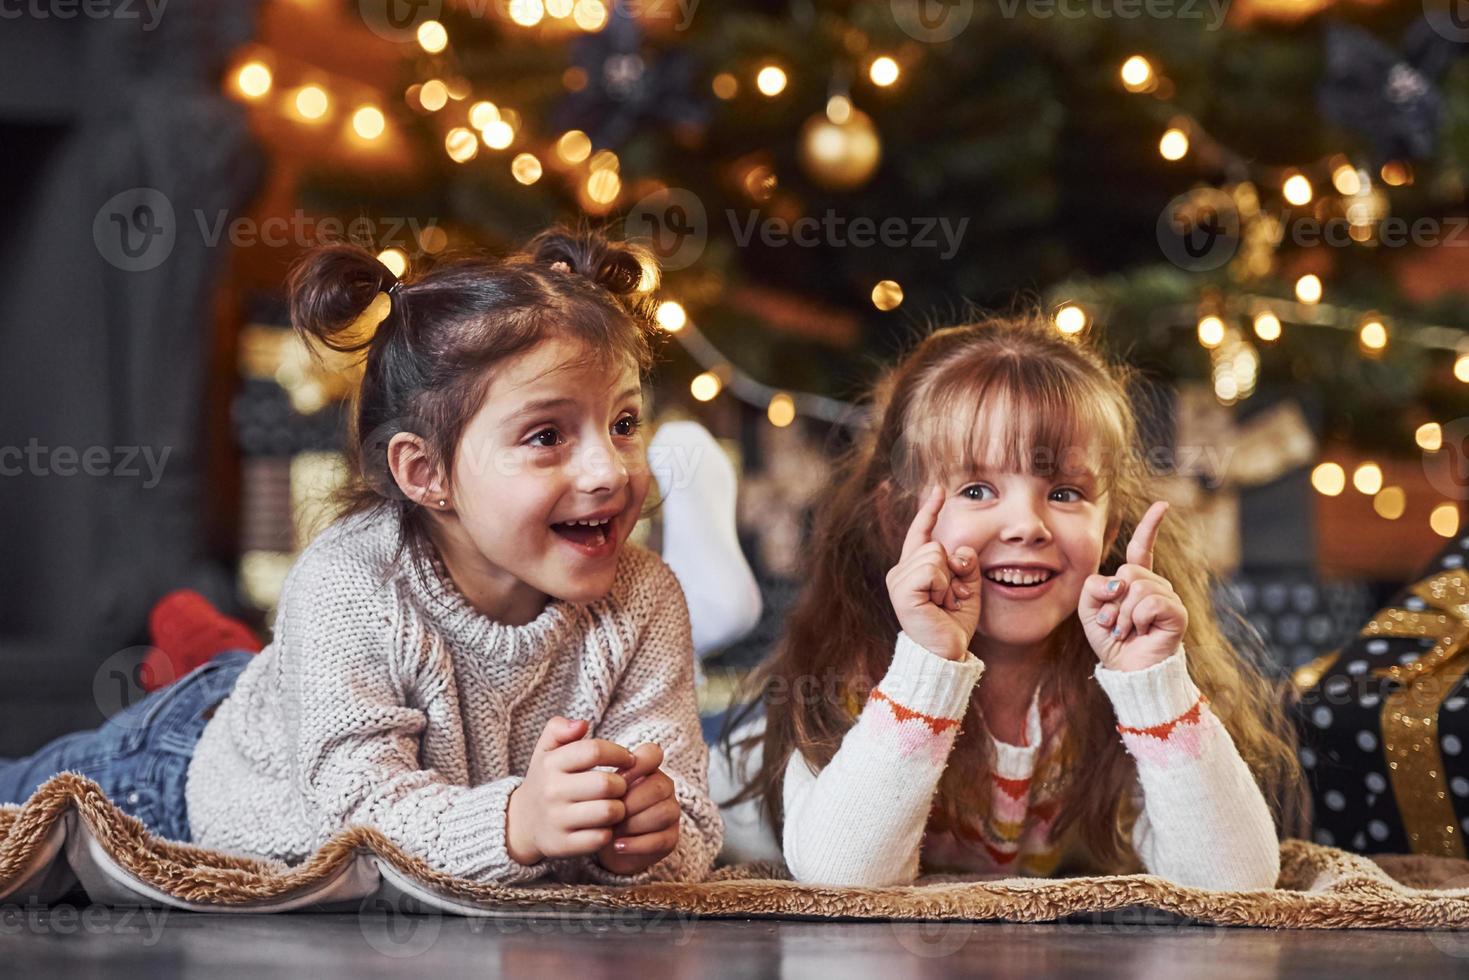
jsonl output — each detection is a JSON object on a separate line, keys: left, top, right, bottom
{"left": 0, "top": 649, "right": 253, "bottom": 842}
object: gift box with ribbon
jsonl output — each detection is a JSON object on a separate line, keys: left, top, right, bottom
{"left": 1292, "top": 535, "right": 1469, "bottom": 858}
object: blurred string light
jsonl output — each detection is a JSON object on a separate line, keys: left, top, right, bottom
{"left": 1053, "top": 304, "right": 1087, "bottom": 335}
{"left": 417, "top": 20, "right": 448, "bottom": 53}
{"left": 351, "top": 105, "right": 386, "bottom": 140}
{"left": 1432, "top": 503, "right": 1460, "bottom": 537}
{"left": 1358, "top": 317, "right": 1388, "bottom": 354}
{"left": 1294, "top": 274, "right": 1323, "bottom": 304}
{"left": 293, "top": 85, "right": 329, "bottom": 121}
{"left": 511, "top": 152, "right": 543, "bottom": 184}
{"left": 756, "top": 64, "right": 787, "bottom": 97}
{"left": 1417, "top": 422, "right": 1443, "bottom": 452}
{"left": 1352, "top": 461, "right": 1383, "bottom": 495}
{"left": 1373, "top": 486, "right": 1406, "bottom": 520}
{"left": 1158, "top": 127, "right": 1188, "bottom": 161}
{"left": 653, "top": 301, "right": 855, "bottom": 425}
{"left": 236, "top": 60, "right": 272, "bottom": 98}
{"left": 1252, "top": 311, "right": 1281, "bottom": 342}
{"left": 869, "top": 56, "right": 899, "bottom": 87}
{"left": 871, "top": 280, "right": 903, "bottom": 311}
{"left": 1311, "top": 462, "right": 1345, "bottom": 496}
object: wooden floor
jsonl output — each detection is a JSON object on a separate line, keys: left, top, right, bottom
{"left": 0, "top": 904, "right": 1465, "bottom": 978}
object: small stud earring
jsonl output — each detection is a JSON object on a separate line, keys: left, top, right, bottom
{"left": 438, "top": 499, "right": 448, "bottom": 507}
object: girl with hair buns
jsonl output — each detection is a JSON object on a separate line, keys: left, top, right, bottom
{"left": 0, "top": 227, "right": 723, "bottom": 886}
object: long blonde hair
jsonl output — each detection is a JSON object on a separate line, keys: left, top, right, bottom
{"left": 727, "top": 311, "right": 1308, "bottom": 870}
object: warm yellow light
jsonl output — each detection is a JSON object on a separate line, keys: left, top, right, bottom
{"left": 469, "top": 101, "right": 499, "bottom": 130}
{"left": 1432, "top": 503, "right": 1461, "bottom": 538}
{"left": 768, "top": 392, "right": 796, "bottom": 428}
{"left": 712, "top": 73, "right": 738, "bottom": 100}
{"left": 690, "top": 371, "right": 722, "bottom": 402}
{"left": 1374, "top": 486, "right": 1406, "bottom": 520}
{"left": 1456, "top": 356, "right": 1469, "bottom": 384}
{"left": 1120, "top": 55, "right": 1153, "bottom": 92}
{"left": 756, "top": 65, "right": 788, "bottom": 97}
{"left": 826, "top": 94, "right": 852, "bottom": 125}
{"left": 1352, "top": 462, "right": 1383, "bottom": 495}
{"left": 1381, "top": 161, "right": 1412, "bottom": 187}
{"left": 573, "top": 0, "right": 607, "bottom": 31}
{"left": 1197, "top": 315, "right": 1226, "bottom": 349}
{"left": 869, "top": 56, "right": 899, "bottom": 87}
{"left": 511, "top": 152, "right": 543, "bottom": 184}
{"left": 1417, "top": 421, "right": 1443, "bottom": 452}
{"left": 1282, "top": 173, "right": 1313, "bottom": 207}
{"left": 237, "top": 61, "right": 272, "bottom": 99}
{"left": 1332, "top": 164, "right": 1361, "bottom": 196}
{"left": 556, "top": 129, "right": 592, "bottom": 164}
{"left": 871, "top": 280, "right": 904, "bottom": 311}
{"left": 419, "top": 79, "right": 449, "bottom": 112}
{"left": 510, "top": 0, "right": 545, "bottom": 26}
{"left": 1252, "top": 311, "right": 1281, "bottom": 342}
{"left": 655, "top": 300, "right": 688, "bottom": 333}
{"left": 352, "top": 105, "right": 386, "bottom": 140}
{"left": 1159, "top": 128, "right": 1189, "bottom": 161}
{"left": 294, "top": 85, "right": 329, "bottom": 120}
{"left": 1054, "top": 304, "right": 1088, "bottom": 335}
{"left": 1294, "top": 274, "right": 1322, "bottom": 304}
{"left": 445, "top": 127, "right": 479, "bottom": 163}
{"left": 417, "top": 20, "right": 448, "bottom": 53}
{"left": 1311, "top": 462, "right": 1345, "bottom": 496}
{"left": 376, "top": 248, "right": 408, "bottom": 278}
{"left": 589, "top": 149, "right": 619, "bottom": 172}
{"left": 546, "top": 0, "right": 573, "bottom": 15}
{"left": 1359, "top": 319, "right": 1387, "bottom": 352}
{"left": 585, "top": 169, "right": 621, "bottom": 205}
{"left": 481, "top": 120, "right": 514, "bottom": 149}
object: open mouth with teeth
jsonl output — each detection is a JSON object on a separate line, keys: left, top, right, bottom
{"left": 551, "top": 516, "right": 615, "bottom": 549}
{"left": 983, "top": 567, "right": 1058, "bottom": 588}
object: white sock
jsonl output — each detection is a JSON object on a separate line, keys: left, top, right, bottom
{"left": 650, "top": 421, "right": 763, "bottom": 664}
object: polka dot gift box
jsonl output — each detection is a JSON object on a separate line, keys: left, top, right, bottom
{"left": 1292, "top": 534, "right": 1469, "bottom": 859}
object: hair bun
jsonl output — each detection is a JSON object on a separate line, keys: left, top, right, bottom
{"left": 522, "top": 227, "right": 658, "bottom": 296}
{"left": 288, "top": 242, "right": 401, "bottom": 354}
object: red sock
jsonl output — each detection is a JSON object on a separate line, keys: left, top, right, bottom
{"left": 141, "top": 590, "right": 263, "bottom": 691}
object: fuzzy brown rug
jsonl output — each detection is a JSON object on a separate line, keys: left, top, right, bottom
{"left": 3, "top": 772, "right": 1468, "bottom": 926}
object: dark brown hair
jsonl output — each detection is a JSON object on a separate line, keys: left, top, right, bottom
{"left": 286, "top": 226, "right": 662, "bottom": 586}
{"left": 727, "top": 311, "right": 1307, "bottom": 872}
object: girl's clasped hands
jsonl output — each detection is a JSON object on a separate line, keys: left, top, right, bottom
{"left": 506, "top": 717, "right": 681, "bottom": 875}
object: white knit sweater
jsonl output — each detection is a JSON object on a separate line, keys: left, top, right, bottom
{"left": 781, "top": 632, "right": 1281, "bottom": 890}
{"left": 185, "top": 507, "right": 722, "bottom": 885}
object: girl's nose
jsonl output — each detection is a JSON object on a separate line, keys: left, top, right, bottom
{"left": 999, "top": 500, "right": 1052, "bottom": 546}
{"left": 574, "top": 439, "right": 630, "bottom": 495}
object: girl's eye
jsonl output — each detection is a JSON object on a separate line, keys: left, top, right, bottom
{"left": 528, "top": 428, "right": 563, "bottom": 448}
{"left": 959, "top": 484, "right": 995, "bottom": 501}
{"left": 1050, "top": 487, "right": 1084, "bottom": 503}
{"left": 612, "top": 414, "right": 642, "bottom": 437}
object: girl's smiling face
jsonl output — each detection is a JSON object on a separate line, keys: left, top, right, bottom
{"left": 925, "top": 412, "right": 1115, "bottom": 658}
{"left": 410, "top": 336, "right": 650, "bottom": 619}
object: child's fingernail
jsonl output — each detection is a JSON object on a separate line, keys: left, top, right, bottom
{"left": 1107, "top": 580, "right": 1120, "bottom": 593}
{"left": 1112, "top": 626, "right": 1122, "bottom": 637}
{"left": 614, "top": 841, "right": 627, "bottom": 852}
{"left": 1097, "top": 609, "right": 1110, "bottom": 625}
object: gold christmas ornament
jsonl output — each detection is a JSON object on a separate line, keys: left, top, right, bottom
{"left": 798, "top": 107, "right": 881, "bottom": 191}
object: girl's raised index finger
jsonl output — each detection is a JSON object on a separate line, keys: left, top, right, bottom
{"left": 902, "top": 484, "right": 945, "bottom": 558}
{"left": 1126, "top": 501, "right": 1169, "bottom": 570}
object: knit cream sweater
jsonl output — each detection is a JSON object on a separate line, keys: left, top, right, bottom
{"left": 185, "top": 507, "right": 722, "bottom": 885}
{"left": 781, "top": 632, "right": 1281, "bottom": 890}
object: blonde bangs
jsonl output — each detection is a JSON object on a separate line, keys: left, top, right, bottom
{"left": 904, "top": 350, "right": 1131, "bottom": 496}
